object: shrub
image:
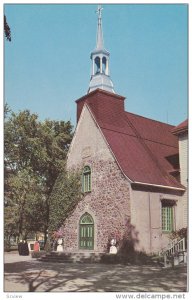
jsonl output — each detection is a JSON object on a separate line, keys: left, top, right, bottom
{"left": 169, "top": 227, "right": 187, "bottom": 248}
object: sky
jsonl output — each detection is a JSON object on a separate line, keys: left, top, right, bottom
{"left": 4, "top": 3, "right": 188, "bottom": 127}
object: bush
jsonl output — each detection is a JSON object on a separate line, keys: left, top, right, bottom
{"left": 169, "top": 227, "right": 187, "bottom": 248}
{"left": 49, "top": 171, "right": 82, "bottom": 233}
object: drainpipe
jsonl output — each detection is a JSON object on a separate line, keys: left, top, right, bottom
{"left": 148, "top": 192, "right": 152, "bottom": 253}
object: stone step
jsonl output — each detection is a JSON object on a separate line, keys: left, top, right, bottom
{"left": 38, "top": 252, "right": 160, "bottom": 265}
{"left": 38, "top": 251, "right": 103, "bottom": 263}
{"left": 39, "top": 257, "right": 74, "bottom": 263}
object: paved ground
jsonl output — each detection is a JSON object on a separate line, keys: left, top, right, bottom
{"left": 4, "top": 252, "right": 187, "bottom": 292}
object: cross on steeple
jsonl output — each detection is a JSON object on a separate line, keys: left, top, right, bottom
{"left": 88, "top": 5, "right": 115, "bottom": 94}
{"left": 96, "top": 5, "right": 103, "bottom": 19}
{"left": 96, "top": 5, "right": 104, "bottom": 50}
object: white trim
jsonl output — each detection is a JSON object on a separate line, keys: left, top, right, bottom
{"left": 134, "top": 181, "right": 185, "bottom": 192}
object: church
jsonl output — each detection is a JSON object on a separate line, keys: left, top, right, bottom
{"left": 62, "top": 6, "right": 188, "bottom": 255}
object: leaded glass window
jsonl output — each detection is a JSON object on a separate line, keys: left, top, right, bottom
{"left": 82, "top": 166, "right": 91, "bottom": 192}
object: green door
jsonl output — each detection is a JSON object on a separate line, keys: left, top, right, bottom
{"left": 79, "top": 213, "right": 94, "bottom": 250}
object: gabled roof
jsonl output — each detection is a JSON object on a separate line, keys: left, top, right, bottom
{"left": 76, "top": 89, "right": 184, "bottom": 190}
{"left": 172, "top": 119, "right": 188, "bottom": 135}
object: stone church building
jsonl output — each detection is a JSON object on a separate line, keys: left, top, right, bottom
{"left": 62, "top": 6, "right": 188, "bottom": 255}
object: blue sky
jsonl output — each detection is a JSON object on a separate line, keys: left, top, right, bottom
{"left": 4, "top": 3, "right": 188, "bottom": 126}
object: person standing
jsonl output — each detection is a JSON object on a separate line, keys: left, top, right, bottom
{"left": 18, "top": 240, "right": 23, "bottom": 255}
{"left": 34, "top": 241, "right": 40, "bottom": 252}
{"left": 22, "top": 240, "right": 29, "bottom": 256}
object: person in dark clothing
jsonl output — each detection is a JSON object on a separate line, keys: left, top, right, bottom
{"left": 18, "top": 240, "right": 23, "bottom": 255}
{"left": 22, "top": 240, "right": 29, "bottom": 256}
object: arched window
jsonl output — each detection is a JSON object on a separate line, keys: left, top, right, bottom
{"left": 79, "top": 213, "right": 94, "bottom": 249}
{"left": 102, "top": 57, "right": 106, "bottom": 74}
{"left": 95, "top": 56, "right": 100, "bottom": 74}
{"left": 82, "top": 166, "right": 91, "bottom": 192}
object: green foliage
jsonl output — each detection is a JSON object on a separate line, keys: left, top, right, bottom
{"left": 4, "top": 103, "right": 11, "bottom": 117}
{"left": 4, "top": 15, "right": 11, "bottom": 41}
{"left": 169, "top": 227, "right": 187, "bottom": 248}
{"left": 6, "top": 167, "right": 46, "bottom": 238}
{"left": 49, "top": 170, "right": 82, "bottom": 233}
{"left": 4, "top": 110, "right": 73, "bottom": 183}
{"left": 4, "top": 107, "right": 74, "bottom": 240}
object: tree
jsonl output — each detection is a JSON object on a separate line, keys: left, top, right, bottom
{"left": 4, "top": 108, "right": 74, "bottom": 241}
{"left": 4, "top": 15, "right": 11, "bottom": 41}
{"left": 5, "top": 167, "right": 45, "bottom": 239}
{"left": 49, "top": 170, "right": 82, "bottom": 234}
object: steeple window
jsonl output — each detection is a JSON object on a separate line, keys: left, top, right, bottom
{"left": 95, "top": 57, "right": 101, "bottom": 74}
{"left": 88, "top": 5, "right": 115, "bottom": 93}
{"left": 102, "top": 57, "right": 107, "bottom": 74}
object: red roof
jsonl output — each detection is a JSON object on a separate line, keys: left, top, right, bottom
{"left": 76, "top": 89, "right": 184, "bottom": 190}
{"left": 172, "top": 119, "right": 188, "bottom": 135}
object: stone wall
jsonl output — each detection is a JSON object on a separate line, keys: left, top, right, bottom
{"left": 62, "top": 158, "right": 131, "bottom": 252}
{"left": 61, "top": 104, "right": 184, "bottom": 255}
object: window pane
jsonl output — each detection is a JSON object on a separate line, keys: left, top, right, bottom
{"left": 162, "top": 206, "right": 173, "bottom": 232}
{"left": 82, "top": 167, "right": 91, "bottom": 192}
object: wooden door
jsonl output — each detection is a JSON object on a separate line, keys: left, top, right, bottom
{"left": 79, "top": 213, "right": 94, "bottom": 250}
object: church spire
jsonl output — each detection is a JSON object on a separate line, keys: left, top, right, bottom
{"left": 96, "top": 5, "right": 104, "bottom": 50}
{"left": 88, "top": 5, "right": 115, "bottom": 94}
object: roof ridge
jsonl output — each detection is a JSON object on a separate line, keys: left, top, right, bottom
{"left": 125, "top": 111, "right": 175, "bottom": 128}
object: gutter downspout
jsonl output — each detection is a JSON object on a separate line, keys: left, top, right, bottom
{"left": 148, "top": 192, "right": 152, "bottom": 253}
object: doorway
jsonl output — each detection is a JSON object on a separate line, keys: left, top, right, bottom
{"left": 79, "top": 213, "right": 94, "bottom": 250}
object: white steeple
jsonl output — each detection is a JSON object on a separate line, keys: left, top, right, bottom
{"left": 96, "top": 5, "right": 104, "bottom": 50}
{"left": 88, "top": 5, "right": 115, "bottom": 94}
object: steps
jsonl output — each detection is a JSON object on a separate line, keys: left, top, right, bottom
{"left": 39, "top": 251, "right": 160, "bottom": 265}
{"left": 39, "top": 251, "right": 103, "bottom": 263}
{"left": 160, "top": 238, "right": 187, "bottom": 268}
{"left": 39, "top": 239, "right": 187, "bottom": 267}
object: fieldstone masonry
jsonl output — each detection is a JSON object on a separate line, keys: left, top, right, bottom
{"left": 63, "top": 158, "right": 131, "bottom": 252}
{"left": 62, "top": 101, "right": 185, "bottom": 255}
